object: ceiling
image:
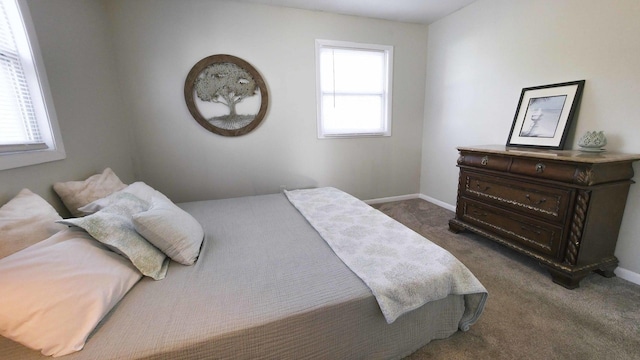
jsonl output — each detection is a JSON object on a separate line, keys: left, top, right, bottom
{"left": 235, "top": 0, "right": 478, "bottom": 24}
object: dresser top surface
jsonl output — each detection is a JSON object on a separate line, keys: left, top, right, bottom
{"left": 458, "top": 145, "right": 640, "bottom": 164}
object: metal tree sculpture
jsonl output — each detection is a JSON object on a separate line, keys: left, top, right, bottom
{"left": 185, "top": 54, "right": 269, "bottom": 136}
{"left": 194, "top": 62, "right": 257, "bottom": 118}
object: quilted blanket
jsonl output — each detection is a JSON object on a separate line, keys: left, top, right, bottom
{"left": 284, "top": 187, "right": 487, "bottom": 329}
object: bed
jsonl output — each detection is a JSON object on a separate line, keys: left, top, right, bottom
{"left": 0, "top": 170, "right": 487, "bottom": 359}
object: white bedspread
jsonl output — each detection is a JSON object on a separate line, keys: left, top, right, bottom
{"left": 285, "top": 187, "right": 488, "bottom": 328}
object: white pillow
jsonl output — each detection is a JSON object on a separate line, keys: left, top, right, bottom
{"left": 78, "top": 181, "right": 171, "bottom": 215}
{"left": 133, "top": 196, "right": 204, "bottom": 265}
{"left": 0, "top": 189, "right": 66, "bottom": 259}
{"left": 58, "top": 192, "right": 169, "bottom": 280}
{"left": 53, "top": 168, "right": 127, "bottom": 217}
{"left": 0, "top": 228, "right": 142, "bottom": 357}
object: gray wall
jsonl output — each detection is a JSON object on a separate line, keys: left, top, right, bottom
{"left": 4, "top": 0, "right": 638, "bottom": 281}
{"left": 104, "top": 0, "right": 428, "bottom": 203}
{"left": 421, "top": 0, "right": 640, "bottom": 278}
{"left": 0, "top": 0, "right": 136, "bottom": 215}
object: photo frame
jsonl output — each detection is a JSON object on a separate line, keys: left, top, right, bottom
{"left": 506, "top": 80, "right": 585, "bottom": 149}
{"left": 184, "top": 54, "right": 269, "bottom": 137}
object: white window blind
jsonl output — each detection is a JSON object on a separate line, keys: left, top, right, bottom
{"left": 316, "top": 39, "right": 393, "bottom": 138}
{"left": 0, "top": 0, "right": 44, "bottom": 149}
{"left": 0, "top": 0, "right": 64, "bottom": 169}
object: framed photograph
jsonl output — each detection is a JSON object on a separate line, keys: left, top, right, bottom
{"left": 506, "top": 80, "right": 585, "bottom": 149}
{"left": 184, "top": 54, "right": 269, "bottom": 137}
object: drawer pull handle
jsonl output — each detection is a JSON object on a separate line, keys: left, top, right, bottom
{"left": 471, "top": 209, "right": 487, "bottom": 217}
{"left": 481, "top": 156, "right": 489, "bottom": 166}
{"left": 525, "top": 194, "right": 547, "bottom": 205}
{"left": 521, "top": 225, "right": 542, "bottom": 235}
{"left": 535, "top": 163, "right": 545, "bottom": 173}
{"left": 475, "top": 181, "right": 490, "bottom": 192}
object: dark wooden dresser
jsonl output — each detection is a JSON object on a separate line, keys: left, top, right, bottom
{"left": 449, "top": 145, "right": 640, "bottom": 288}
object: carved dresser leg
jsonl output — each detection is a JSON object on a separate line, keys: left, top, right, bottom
{"left": 448, "top": 220, "right": 464, "bottom": 234}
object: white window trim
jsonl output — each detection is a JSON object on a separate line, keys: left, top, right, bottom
{"left": 315, "top": 39, "right": 393, "bottom": 139}
{"left": 0, "top": 0, "right": 65, "bottom": 171}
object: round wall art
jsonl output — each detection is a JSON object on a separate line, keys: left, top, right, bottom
{"left": 184, "top": 54, "right": 269, "bottom": 136}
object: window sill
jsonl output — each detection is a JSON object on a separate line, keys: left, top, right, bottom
{"left": 0, "top": 148, "right": 66, "bottom": 171}
{"left": 318, "top": 132, "right": 391, "bottom": 139}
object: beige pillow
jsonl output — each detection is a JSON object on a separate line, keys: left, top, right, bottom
{"left": 53, "top": 168, "right": 127, "bottom": 217}
{"left": 0, "top": 228, "right": 142, "bottom": 357}
{"left": 133, "top": 196, "right": 204, "bottom": 266}
{"left": 0, "top": 189, "right": 66, "bottom": 259}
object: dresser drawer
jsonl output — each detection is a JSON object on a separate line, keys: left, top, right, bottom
{"left": 458, "top": 152, "right": 511, "bottom": 172}
{"left": 460, "top": 170, "right": 572, "bottom": 223}
{"left": 458, "top": 198, "right": 564, "bottom": 258}
{"left": 509, "top": 157, "right": 583, "bottom": 184}
{"left": 459, "top": 150, "right": 591, "bottom": 185}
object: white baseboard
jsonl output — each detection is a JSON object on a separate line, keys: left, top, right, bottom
{"left": 364, "top": 193, "right": 420, "bottom": 205}
{"left": 418, "top": 194, "right": 456, "bottom": 212}
{"left": 366, "top": 192, "right": 640, "bottom": 287}
{"left": 615, "top": 267, "right": 640, "bottom": 286}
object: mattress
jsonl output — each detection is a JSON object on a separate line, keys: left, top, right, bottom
{"left": 1, "top": 193, "right": 467, "bottom": 359}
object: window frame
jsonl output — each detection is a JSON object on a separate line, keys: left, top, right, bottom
{"left": 315, "top": 39, "right": 393, "bottom": 139}
{"left": 0, "top": 0, "right": 65, "bottom": 171}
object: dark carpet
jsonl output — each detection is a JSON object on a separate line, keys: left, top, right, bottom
{"left": 371, "top": 199, "right": 640, "bottom": 360}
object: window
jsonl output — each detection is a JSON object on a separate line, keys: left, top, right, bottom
{"left": 0, "top": 0, "right": 64, "bottom": 170}
{"left": 315, "top": 39, "right": 393, "bottom": 138}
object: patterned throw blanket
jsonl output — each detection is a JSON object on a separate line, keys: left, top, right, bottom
{"left": 284, "top": 187, "right": 487, "bottom": 329}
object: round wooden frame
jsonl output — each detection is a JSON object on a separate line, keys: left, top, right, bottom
{"left": 184, "top": 54, "right": 269, "bottom": 137}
